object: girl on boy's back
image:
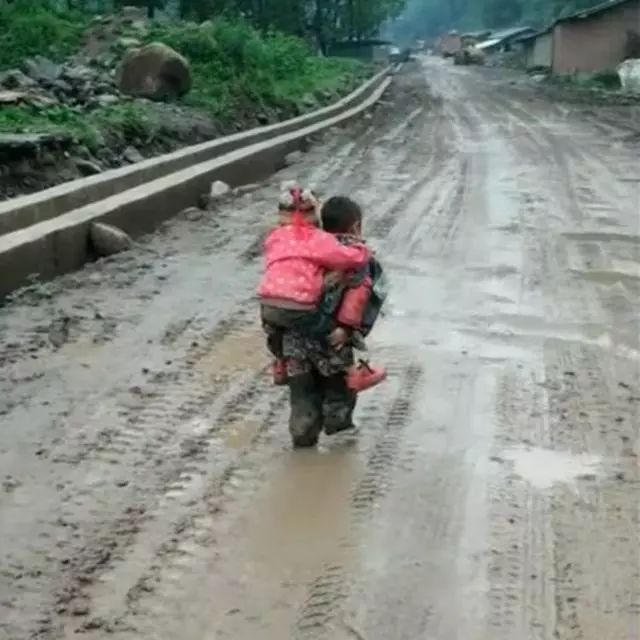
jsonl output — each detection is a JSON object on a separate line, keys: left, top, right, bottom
{"left": 258, "top": 183, "right": 387, "bottom": 448}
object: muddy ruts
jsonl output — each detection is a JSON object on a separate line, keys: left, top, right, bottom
{"left": 35, "top": 307, "right": 268, "bottom": 637}
{"left": 48, "top": 380, "right": 286, "bottom": 635}
{"left": 51, "top": 300, "right": 257, "bottom": 466}
{"left": 487, "top": 366, "right": 554, "bottom": 639}
{"left": 487, "top": 344, "right": 640, "bottom": 639}
{"left": 545, "top": 345, "right": 639, "bottom": 640}
{"left": 235, "top": 72, "right": 430, "bottom": 262}
{"left": 105, "top": 394, "right": 291, "bottom": 636}
{"left": 121, "top": 393, "right": 288, "bottom": 614}
{"left": 294, "top": 362, "right": 424, "bottom": 638}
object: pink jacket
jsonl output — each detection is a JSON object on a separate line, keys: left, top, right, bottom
{"left": 258, "top": 224, "right": 369, "bottom": 306}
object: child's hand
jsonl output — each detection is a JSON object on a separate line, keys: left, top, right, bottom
{"left": 328, "top": 327, "right": 349, "bottom": 350}
{"left": 324, "top": 271, "right": 343, "bottom": 287}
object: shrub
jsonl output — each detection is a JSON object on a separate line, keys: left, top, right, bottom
{"left": 0, "top": 7, "right": 365, "bottom": 153}
{"left": 144, "top": 18, "right": 365, "bottom": 116}
{"left": 0, "top": 0, "right": 88, "bottom": 69}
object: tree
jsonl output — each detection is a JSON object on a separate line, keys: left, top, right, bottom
{"left": 113, "top": 0, "right": 164, "bottom": 19}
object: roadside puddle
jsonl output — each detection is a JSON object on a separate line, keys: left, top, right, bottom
{"left": 194, "top": 327, "right": 265, "bottom": 377}
{"left": 500, "top": 446, "right": 602, "bottom": 489}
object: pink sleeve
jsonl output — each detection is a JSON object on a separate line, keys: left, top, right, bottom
{"left": 310, "top": 231, "right": 370, "bottom": 271}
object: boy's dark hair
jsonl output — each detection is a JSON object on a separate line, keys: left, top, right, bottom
{"left": 321, "top": 196, "right": 362, "bottom": 233}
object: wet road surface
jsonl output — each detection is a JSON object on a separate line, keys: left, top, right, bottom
{"left": 1, "top": 59, "right": 639, "bottom": 640}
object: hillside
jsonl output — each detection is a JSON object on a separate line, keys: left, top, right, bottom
{"left": 0, "top": 1, "right": 370, "bottom": 199}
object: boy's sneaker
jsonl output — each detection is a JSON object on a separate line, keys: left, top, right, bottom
{"left": 325, "top": 420, "right": 359, "bottom": 436}
{"left": 346, "top": 360, "right": 387, "bottom": 392}
{"left": 272, "top": 359, "right": 288, "bottom": 385}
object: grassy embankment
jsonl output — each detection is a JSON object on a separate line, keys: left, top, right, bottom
{"left": 0, "top": 0, "right": 366, "bottom": 153}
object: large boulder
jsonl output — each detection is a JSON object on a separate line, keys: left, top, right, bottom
{"left": 618, "top": 59, "right": 640, "bottom": 94}
{"left": 116, "top": 42, "right": 191, "bottom": 101}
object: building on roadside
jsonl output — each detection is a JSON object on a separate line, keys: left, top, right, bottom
{"left": 438, "top": 31, "right": 462, "bottom": 57}
{"left": 514, "top": 28, "right": 553, "bottom": 69}
{"left": 550, "top": 0, "right": 640, "bottom": 74}
{"left": 461, "top": 30, "right": 492, "bottom": 48}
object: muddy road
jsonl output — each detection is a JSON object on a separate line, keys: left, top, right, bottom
{"left": 1, "top": 59, "right": 639, "bottom": 640}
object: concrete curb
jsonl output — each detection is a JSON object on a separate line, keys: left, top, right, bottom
{"left": 0, "top": 67, "right": 391, "bottom": 238}
{"left": 0, "top": 74, "right": 392, "bottom": 298}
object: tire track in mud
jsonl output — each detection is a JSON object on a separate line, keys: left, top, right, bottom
{"left": 238, "top": 68, "right": 438, "bottom": 265}
{"left": 99, "top": 394, "right": 289, "bottom": 635}
{"left": 97, "top": 394, "right": 292, "bottom": 638}
{"left": 488, "top": 366, "right": 556, "bottom": 640}
{"left": 406, "top": 154, "right": 469, "bottom": 259}
{"left": 294, "top": 362, "right": 424, "bottom": 638}
{"left": 70, "top": 357, "right": 424, "bottom": 640}
{"left": 479, "top": 90, "right": 635, "bottom": 237}
{"left": 542, "top": 343, "right": 640, "bottom": 640}
{"left": 10, "top": 303, "right": 269, "bottom": 639}
{"left": 469, "top": 88, "right": 632, "bottom": 328}
{"left": 1, "top": 64, "right": 437, "bottom": 640}
{"left": 54, "top": 300, "right": 257, "bottom": 466}
{"left": 329, "top": 357, "right": 498, "bottom": 640}
{"left": 487, "top": 346, "right": 640, "bottom": 639}
{"left": 362, "top": 87, "right": 472, "bottom": 259}
{"left": 51, "top": 371, "right": 287, "bottom": 636}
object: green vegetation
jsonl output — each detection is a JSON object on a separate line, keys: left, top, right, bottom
{"left": 144, "top": 19, "right": 365, "bottom": 117}
{"left": 112, "top": 0, "right": 405, "bottom": 49}
{"left": 0, "top": 0, "right": 88, "bottom": 69}
{"left": 0, "top": 1, "right": 371, "bottom": 151}
{"left": 0, "top": 102, "right": 154, "bottom": 152}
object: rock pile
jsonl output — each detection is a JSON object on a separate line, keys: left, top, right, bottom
{"left": 0, "top": 5, "right": 191, "bottom": 109}
{"left": 0, "top": 55, "right": 120, "bottom": 109}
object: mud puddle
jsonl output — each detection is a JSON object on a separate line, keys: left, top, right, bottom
{"left": 500, "top": 446, "right": 602, "bottom": 490}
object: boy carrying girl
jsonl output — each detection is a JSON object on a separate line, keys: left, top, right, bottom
{"left": 258, "top": 182, "right": 387, "bottom": 447}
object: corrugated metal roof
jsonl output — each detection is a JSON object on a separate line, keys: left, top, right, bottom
{"left": 476, "top": 26, "right": 535, "bottom": 49}
{"left": 476, "top": 38, "right": 501, "bottom": 50}
{"left": 554, "top": 0, "right": 637, "bottom": 23}
{"left": 489, "top": 26, "right": 535, "bottom": 40}
{"left": 512, "top": 27, "right": 552, "bottom": 43}
{"left": 461, "top": 30, "right": 492, "bottom": 39}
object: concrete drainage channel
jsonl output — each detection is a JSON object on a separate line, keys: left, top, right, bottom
{"left": 0, "top": 66, "right": 394, "bottom": 298}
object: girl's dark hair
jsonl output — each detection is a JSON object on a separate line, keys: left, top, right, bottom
{"left": 321, "top": 196, "right": 362, "bottom": 233}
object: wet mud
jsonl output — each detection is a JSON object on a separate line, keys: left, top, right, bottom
{"left": 1, "top": 59, "right": 639, "bottom": 640}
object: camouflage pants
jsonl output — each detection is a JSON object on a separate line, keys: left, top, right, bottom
{"left": 261, "top": 307, "right": 356, "bottom": 446}
{"left": 288, "top": 370, "right": 357, "bottom": 447}
{"left": 284, "top": 332, "right": 356, "bottom": 447}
